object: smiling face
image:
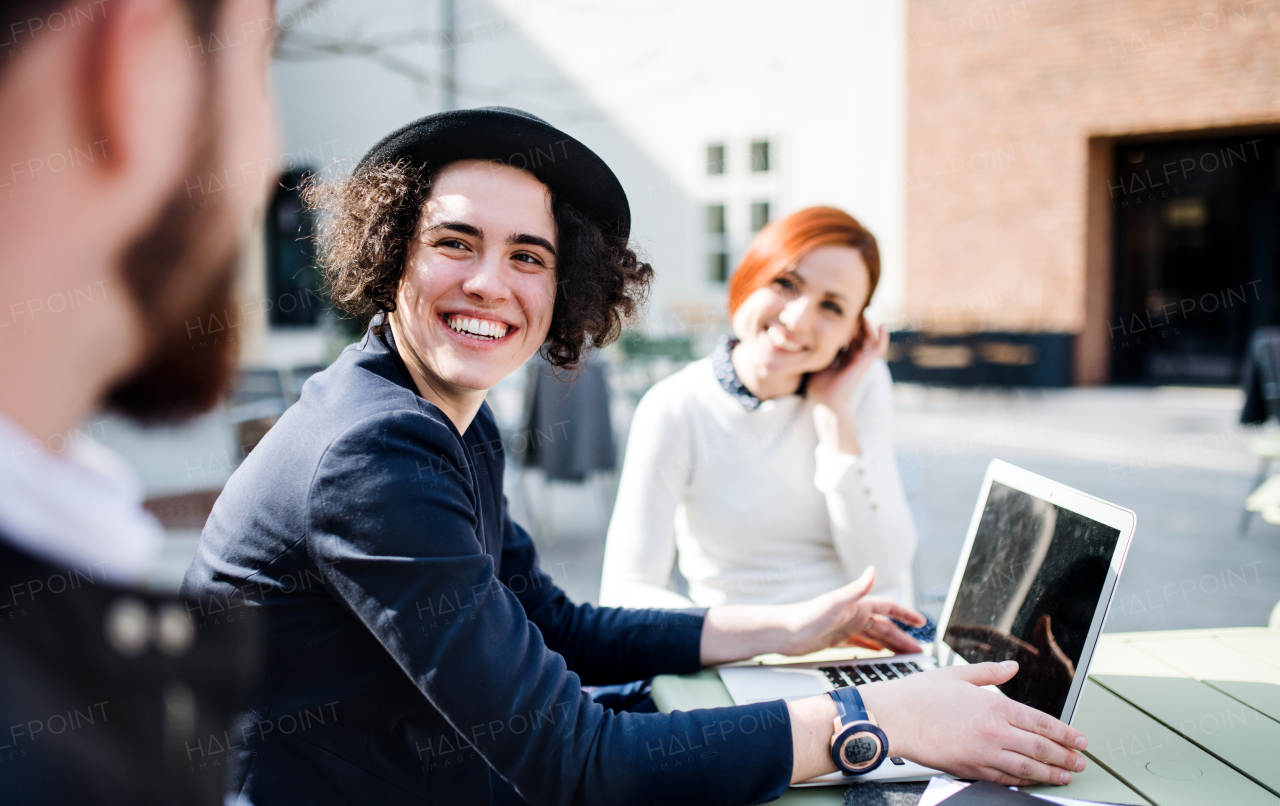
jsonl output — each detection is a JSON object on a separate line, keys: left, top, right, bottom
{"left": 730, "top": 244, "right": 871, "bottom": 380}
{"left": 390, "top": 160, "right": 558, "bottom": 413}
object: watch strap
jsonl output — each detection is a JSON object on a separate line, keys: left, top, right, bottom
{"left": 828, "top": 686, "right": 889, "bottom": 776}
{"left": 828, "top": 685, "right": 870, "bottom": 723}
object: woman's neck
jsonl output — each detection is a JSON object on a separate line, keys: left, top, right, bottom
{"left": 730, "top": 342, "right": 803, "bottom": 402}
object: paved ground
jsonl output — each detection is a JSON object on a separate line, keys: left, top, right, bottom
{"left": 893, "top": 385, "right": 1279, "bottom": 631}
{"left": 513, "top": 384, "right": 1280, "bottom": 633}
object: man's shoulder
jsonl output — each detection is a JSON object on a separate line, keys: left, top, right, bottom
{"left": 316, "top": 407, "right": 468, "bottom": 480}
{"left": 298, "top": 335, "right": 422, "bottom": 422}
{"left": 266, "top": 341, "right": 454, "bottom": 462}
{"left": 0, "top": 537, "right": 259, "bottom": 805}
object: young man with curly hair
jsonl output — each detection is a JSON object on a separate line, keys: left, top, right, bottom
{"left": 182, "top": 108, "right": 1089, "bottom": 805}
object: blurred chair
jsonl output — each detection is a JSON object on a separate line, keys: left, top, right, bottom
{"left": 520, "top": 353, "right": 616, "bottom": 541}
{"left": 227, "top": 364, "right": 327, "bottom": 458}
{"left": 613, "top": 332, "right": 697, "bottom": 405}
{"left": 229, "top": 368, "right": 290, "bottom": 456}
{"left": 1239, "top": 327, "right": 1280, "bottom": 535}
{"left": 143, "top": 489, "right": 224, "bottom": 530}
{"left": 137, "top": 365, "right": 326, "bottom": 539}
{"left": 1270, "top": 599, "right": 1280, "bottom": 630}
{"left": 616, "top": 331, "right": 697, "bottom": 362}
{"left": 1244, "top": 475, "right": 1280, "bottom": 526}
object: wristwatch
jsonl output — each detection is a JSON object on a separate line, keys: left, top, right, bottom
{"left": 827, "top": 686, "right": 889, "bottom": 776}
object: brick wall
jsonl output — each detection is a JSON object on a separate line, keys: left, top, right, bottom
{"left": 905, "top": 0, "right": 1280, "bottom": 382}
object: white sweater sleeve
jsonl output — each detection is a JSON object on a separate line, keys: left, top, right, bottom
{"left": 813, "top": 361, "right": 918, "bottom": 606}
{"left": 599, "top": 381, "right": 697, "bottom": 609}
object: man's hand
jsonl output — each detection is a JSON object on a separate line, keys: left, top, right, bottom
{"left": 700, "top": 567, "right": 925, "bottom": 666}
{"left": 859, "top": 661, "right": 1088, "bottom": 786}
{"left": 944, "top": 617, "right": 1076, "bottom": 708}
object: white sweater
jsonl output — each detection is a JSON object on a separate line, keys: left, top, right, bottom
{"left": 600, "top": 356, "right": 916, "bottom": 608}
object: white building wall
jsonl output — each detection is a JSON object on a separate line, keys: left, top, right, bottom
{"left": 268, "top": 0, "right": 906, "bottom": 341}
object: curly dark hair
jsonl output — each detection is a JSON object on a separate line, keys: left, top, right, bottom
{"left": 304, "top": 159, "right": 652, "bottom": 369}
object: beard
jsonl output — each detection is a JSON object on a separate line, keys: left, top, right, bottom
{"left": 103, "top": 105, "right": 244, "bottom": 424}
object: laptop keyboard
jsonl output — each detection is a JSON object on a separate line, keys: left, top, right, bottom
{"left": 818, "top": 660, "right": 925, "bottom": 688}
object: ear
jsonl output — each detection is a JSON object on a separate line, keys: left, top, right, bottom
{"left": 86, "top": 0, "right": 202, "bottom": 186}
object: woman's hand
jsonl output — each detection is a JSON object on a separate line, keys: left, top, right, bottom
{"left": 857, "top": 661, "right": 1088, "bottom": 786}
{"left": 808, "top": 320, "right": 890, "bottom": 455}
{"left": 777, "top": 566, "right": 924, "bottom": 656}
{"left": 788, "top": 661, "right": 1088, "bottom": 786}
{"left": 699, "top": 567, "right": 926, "bottom": 665}
{"left": 808, "top": 319, "right": 889, "bottom": 412}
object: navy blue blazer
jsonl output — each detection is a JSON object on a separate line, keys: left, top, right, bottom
{"left": 182, "top": 323, "right": 792, "bottom": 805}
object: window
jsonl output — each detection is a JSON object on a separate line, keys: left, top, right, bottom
{"left": 706, "top": 203, "right": 726, "bottom": 235}
{"left": 750, "top": 139, "right": 771, "bottom": 172}
{"left": 705, "top": 203, "right": 729, "bottom": 283}
{"left": 750, "top": 200, "right": 770, "bottom": 232}
{"left": 706, "top": 143, "right": 726, "bottom": 175}
{"left": 707, "top": 252, "right": 729, "bottom": 283}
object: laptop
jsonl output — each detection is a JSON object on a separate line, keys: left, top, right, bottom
{"left": 718, "top": 459, "right": 1137, "bottom": 786}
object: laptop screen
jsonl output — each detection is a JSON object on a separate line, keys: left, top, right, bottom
{"left": 942, "top": 481, "right": 1121, "bottom": 717}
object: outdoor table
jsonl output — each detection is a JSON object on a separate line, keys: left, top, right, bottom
{"left": 650, "top": 627, "right": 1280, "bottom": 805}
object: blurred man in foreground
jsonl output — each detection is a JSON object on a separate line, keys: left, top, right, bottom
{"left": 0, "top": 0, "right": 278, "bottom": 801}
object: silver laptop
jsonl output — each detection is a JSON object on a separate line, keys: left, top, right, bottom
{"left": 718, "top": 459, "right": 1137, "bottom": 786}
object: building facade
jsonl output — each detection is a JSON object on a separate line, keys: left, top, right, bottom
{"left": 246, "top": 0, "right": 906, "bottom": 362}
{"left": 899, "top": 0, "right": 1280, "bottom": 386}
{"left": 248, "top": 0, "right": 1280, "bottom": 388}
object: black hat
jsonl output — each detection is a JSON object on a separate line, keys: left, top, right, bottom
{"left": 354, "top": 106, "right": 630, "bottom": 240}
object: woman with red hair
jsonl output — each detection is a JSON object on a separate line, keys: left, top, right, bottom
{"left": 601, "top": 207, "right": 917, "bottom": 624}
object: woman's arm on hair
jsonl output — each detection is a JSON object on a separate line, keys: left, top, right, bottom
{"left": 599, "top": 382, "right": 696, "bottom": 608}
{"left": 815, "top": 361, "right": 918, "bottom": 604}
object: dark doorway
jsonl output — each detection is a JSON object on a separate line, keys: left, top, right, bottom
{"left": 1110, "top": 134, "right": 1280, "bottom": 385}
{"left": 265, "top": 169, "right": 324, "bottom": 328}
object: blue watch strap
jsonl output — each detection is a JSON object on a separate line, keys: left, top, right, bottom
{"left": 828, "top": 686, "right": 870, "bottom": 722}
{"left": 827, "top": 685, "right": 888, "bottom": 776}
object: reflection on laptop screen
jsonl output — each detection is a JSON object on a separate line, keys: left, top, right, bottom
{"left": 943, "top": 481, "right": 1121, "bottom": 717}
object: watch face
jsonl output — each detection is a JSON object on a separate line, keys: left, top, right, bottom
{"left": 841, "top": 732, "right": 882, "bottom": 769}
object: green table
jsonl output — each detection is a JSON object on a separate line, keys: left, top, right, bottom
{"left": 651, "top": 628, "right": 1280, "bottom": 805}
